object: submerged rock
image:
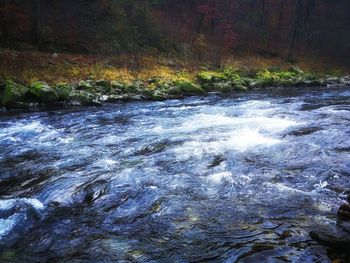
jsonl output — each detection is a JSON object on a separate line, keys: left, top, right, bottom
{"left": 310, "top": 196, "right": 350, "bottom": 251}
{"left": 310, "top": 231, "right": 350, "bottom": 250}
{"left": 29, "top": 82, "right": 59, "bottom": 103}
{"left": 208, "top": 155, "right": 226, "bottom": 168}
{"left": 286, "top": 127, "right": 323, "bottom": 137}
{"left": 1, "top": 80, "right": 28, "bottom": 107}
{"left": 338, "top": 204, "right": 350, "bottom": 221}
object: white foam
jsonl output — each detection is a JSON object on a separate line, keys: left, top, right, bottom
{"left": 0, "top": 198, "right": 44, "bottom": 239}
{"left": 226, "top": 129, "right": 281, "bottom": 150}
{"left": 173, "top": 128, "right": 281, "bottom": 160}
{"left": 0, "top": 198, "right": 44, "bottom": 210}
{"left": 269, "top": 183, "right": 310, "bottom": 195}
{"left": 8, "top": 121, "right": 46, "bottom": 133}
{"left": 151, "top": 113, "right": 298, "bottom": 135}
{"left": 58, "top": 137, "right": 74, "bottom": 144}
{"left": 0, "top": 215, "right": 18, "bottom": 238}
{"left": 95, "top": 135, "right": 124, "bottom": 145}
{"left": 207, "top": 171, "right": 232, "bottom": 183}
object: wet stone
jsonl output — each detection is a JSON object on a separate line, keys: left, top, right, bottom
{"left": 338, "top": 204, "right": 350, "bottom": 221}
{"left": 261, "top": 221, "right": 279, "bottom": 230}
{"left": 208, "top": 155, "right": 226, "bottom": 168}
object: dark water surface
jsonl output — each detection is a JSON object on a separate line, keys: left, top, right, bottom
{"left": 0, "top": 87, "right": 349, "bottom": 262}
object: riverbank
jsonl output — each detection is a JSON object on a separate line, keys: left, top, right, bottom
{"left": 1, "top": 65, "right": 350, "bottom": 110}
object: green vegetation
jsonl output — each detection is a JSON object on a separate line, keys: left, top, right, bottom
{"left": 1, "top": 80, "right": 28, "bottom": 107}
{"left": 1, "top": 66, "right": 347, "bottom": 109}
{"left": 29, "top": 82, "right": 58, "bottom": 102}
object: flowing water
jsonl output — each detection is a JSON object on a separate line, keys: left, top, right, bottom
{"left": 0, "top": 87, "right": 349, "bottom": 262}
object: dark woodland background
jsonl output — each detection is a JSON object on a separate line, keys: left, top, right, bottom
{"left": 1, "top": 0, "right": 350, "bottom": 67}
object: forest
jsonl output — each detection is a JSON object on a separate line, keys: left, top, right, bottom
{"left": 0, "top": 1, "right": 349, "bottom": 263}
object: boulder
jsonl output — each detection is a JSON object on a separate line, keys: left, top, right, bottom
{"left": 111, "top": 81, "right": 126, "bottom": 92}
{"left": 338, "top": 204, "right": 350, "bottom": 221}
{"left": 310, "top": 231, "right": 350, "bottom": 250}
{"left": 95, "top": 79, "right": 111, "bottom": 94}
{"left": 341, "top": 76, "right": 350, "bottom": 86}
{"left": 68, "top": 91, "right": 100, "bottom": 106}
{"left": 325, "top": 77, "right": 342, "bottom": 85}
{"left": 29, "top": 82, "right": 58, "bottom": 103}
{"left": 127, "top": 81, "right": 146, "bottom": 93}
{"left": 150, "top": 91, "right": 166, "bottom": 101}
{"left": 76, "top": 80, "right": 94, "bottom": 90}
{"left": 54, "top": 83, "right": 72, "bottom": 100}
{"left": 167, "top": 85, "right": 183, "bottom": 96}
{"left": 173, "top": 79, "right": 205, "bottom": 95}
{"left": 105, "top": 94, "right": 128, "bottom": 102}
{"left": 95, "top": 79, "right": 110, "bottom": 87}
{"left": 213, "top": 82, "right": 232, "bottom": 92}
{"left": 1, "top": 80, "right": 28, "bottom": 107}
{"left": 234, "top": 84, "right": 248, "bottom": 91}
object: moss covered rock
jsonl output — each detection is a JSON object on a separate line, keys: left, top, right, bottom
{"left": 173, "top": 79, "right": 205, "bottom": 95}
{"left": 234, "top": 84, "right": 248, "bottom": 91}
{"left": 1, "top": 80, "right": 28, "bottom": 107}
{"left": 54, "top": 83, "right": 73, "bottom": 100}
{"left": 95, "top": 79, "right": 110, "bottom": 87}
{"left": 127, "top": 81, "right": 146, "bottom": 93}
{"left": 77, "top": 80, "right": 94, "bottom": 91}
{"left": 111, "top": 81, "right": 126, "bottom": 91}
{"left": 95, "top": 79, "right": 111, "bottom": 94}
{"left": 197, "top": 71, "right": 227, "bottom": 90}
{"left": 29, "top": 82, "right": 58, "bottom": 103}
{"left": 212, "top": 82, "right": 232, "bottom": 92}
{"left": 198, "top": 71, "right": 226, "bottom": 83}
{"left": 69, "top": 91, "right": 98, "bottom": 106}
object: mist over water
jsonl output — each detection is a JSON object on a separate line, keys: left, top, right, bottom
{"left": 0, "top": 87, "right": 349, "bottom": 262}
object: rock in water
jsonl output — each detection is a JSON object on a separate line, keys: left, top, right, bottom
{"left": 29, "top": 82, "right": 58, "bottom": 103}
{"left": 310, "top": 231, "right": 350, "bottom": 250}
{"left": 1, "top": 80, "right": 28, "bottom": 107}
{"left": 338, "top": 204, "right": 350, "bottom": 221}
{"left": 0, "top": 198, "right": 44, "bottom": 248}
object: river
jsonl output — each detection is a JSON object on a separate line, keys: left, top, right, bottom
{"left": 0, "top": 87, "right": 349, "bottom": 262}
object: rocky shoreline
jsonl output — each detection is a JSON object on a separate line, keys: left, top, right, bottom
{"left": 1, "top": 68, "right": 349, "bottom": 110}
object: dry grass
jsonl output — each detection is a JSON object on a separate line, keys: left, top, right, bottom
{"left": 0, "top": 49, "right": 347, "bottom": 85}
